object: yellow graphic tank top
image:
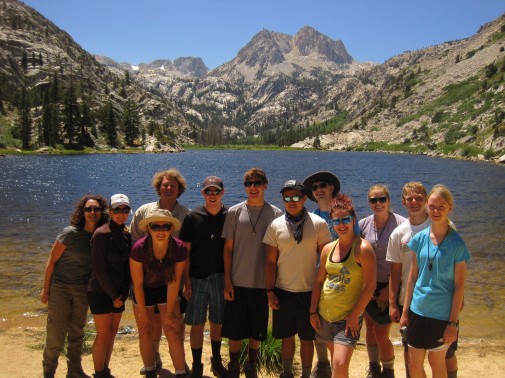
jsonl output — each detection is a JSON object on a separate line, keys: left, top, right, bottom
{"left": 318, "top": 237, "right": 363, "bottom": 322}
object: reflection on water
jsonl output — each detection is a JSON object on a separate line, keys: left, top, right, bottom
{"left": 1, "top": 151, "right": 505, "bottom": 339}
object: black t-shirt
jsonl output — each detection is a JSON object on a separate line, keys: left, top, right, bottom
{"left": 179, "top": 205, "right": 228, "bottom": 278}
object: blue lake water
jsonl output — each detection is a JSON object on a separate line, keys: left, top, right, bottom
{"left": 0, "top": 150, "right": 504, "bottom": 340}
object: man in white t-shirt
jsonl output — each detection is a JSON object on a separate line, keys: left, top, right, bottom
{"left": 264, "top": 180, "right": 332, "bottom": 378}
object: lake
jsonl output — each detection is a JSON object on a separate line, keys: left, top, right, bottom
{"left": 0, "top": 150, "right": 504, "bottom": 341}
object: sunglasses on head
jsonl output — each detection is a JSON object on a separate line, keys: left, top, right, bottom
{"left": 329, "top": 215, "right": 354, "bottom": 226}
{"left": 111, "top": 207, "right": 130, "bottom": 214}
{"left": 149, "top": 223, "right": 173, "bottom": 231}
{"left": 311, "top": 182, "right": 328, "bottom": 191}
{"left": 204, "top": 188, "right": 222, "bottom": 196}
{"left": 84, "top": 206, "right": 103, "bottom": 213}
{"left": 283, "top": 195, "right": 302, "bottom": 203}
{"left": 369, "top": 196, "right": 388, "bottom": 204}
{"left": 244, "top": 180, "right": 263, "bottom": 188}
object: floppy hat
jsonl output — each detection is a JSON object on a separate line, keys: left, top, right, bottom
{"left": 202, "top": 176, "right": 224, "bottom": 191}
{"left": 110, "top": 194, "right": 131, "bottom": 209}
{"left": 303, "top": 171, "right": 340, "bottom": 202}
{"left": 139, "top": 208, "right": 181, "bottom": 232}
{"left": 280, "top": 179, "right": 306, "bottom": 194}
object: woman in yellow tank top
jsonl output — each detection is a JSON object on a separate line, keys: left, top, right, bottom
{"left": 310, "top": 193, "right": 377, "bottom": 378}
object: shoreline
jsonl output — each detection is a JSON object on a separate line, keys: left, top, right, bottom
{"left": 2, "top": 325, "right": 505, "bottom": 378}
{"left": 1, "top": 146, "right": 504, "bottom": 166}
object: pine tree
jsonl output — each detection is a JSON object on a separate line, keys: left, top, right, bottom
{"left": 122, "top": 98, "right": 140, "bottom": 146}
{"left": 104, "top": 100, "right": 118, "bottom": 147}
{"left": 63, "top": 82, "right": 80, "bottom": 145}
{"left": 19, "top": 85, "right": 32, "bottom": 149}
{"left": 41, "top": 90, "right": 53, "bottom": 147}
{"left": 21, "top": 50, "right": 28, "bottom": 71}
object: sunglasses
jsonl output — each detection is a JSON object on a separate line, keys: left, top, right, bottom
{"left": 149, "top": 223, "right": 173, "bottom": 231}
{"left": 283, "top": 195, "right": 302, "bottom": 202}
{"left": 329, "top": 216, "right": 354, "bottom": 226}
{"left": 244, "top": 180, "right": 263, "bottom": 188}
{"left": 111, "top": 207, "right": 130, "bottom": 214}
{"left": 204, "top": 188, "right": 222, "bottom": 196}
{"left": 311, "top": 182, "right": 329, "bottom": 191}
{"left": 84, "top": 206, "right": 103, "bottom": 213}
{"left": 369, "top": 196, "right": 388, "bottom": 204}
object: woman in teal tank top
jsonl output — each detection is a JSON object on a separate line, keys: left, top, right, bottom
{"left": 310, "top": 193, "right": 376, "bottom": 378}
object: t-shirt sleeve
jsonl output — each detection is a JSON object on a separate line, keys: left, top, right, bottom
{"left": 386, "top": 230, "right": 401, "bottom": 262}
{"left": 221, "top": 207, "right": 237, "bottom": 240}
{"left": 317, "top": 220, "right": 332, "bottom": 245}
{"left": 56, "top": 226, "right": 76, "bottom": 246}
{"left": 178, "top": 213, "right": 194, "bottom": 243}
{"left": 454, "top": 234, "right": 471, "bottom": 263}
{"left": 407, "top": 232, "right": 421, "bottom": 255}
{"left": 262, "top": 222, "right": 277, "bottom": 247}
{"left": 130, "top": 239, "right": 145, "bottom": 262}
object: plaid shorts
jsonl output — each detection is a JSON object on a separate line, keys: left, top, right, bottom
{"left": 184, "top": 273, "right": 225, "bottom": 325}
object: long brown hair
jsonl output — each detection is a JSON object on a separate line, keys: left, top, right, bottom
{"left": 70, "top": 194, "right": 109, "bottom": 228}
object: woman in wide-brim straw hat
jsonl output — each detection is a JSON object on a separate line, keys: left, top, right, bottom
{"left": 130, "top": 208, "right": 188, "bottom": 378}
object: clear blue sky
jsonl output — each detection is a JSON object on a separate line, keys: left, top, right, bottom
{"left": 22, "top": 0, "right": 504, "bottom": 69}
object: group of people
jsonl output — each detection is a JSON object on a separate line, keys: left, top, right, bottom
{"left": 40, "top": 167, "right": 470, "bottom": 378}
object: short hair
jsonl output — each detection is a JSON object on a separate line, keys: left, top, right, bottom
{"left": 428, "top": 184, "right": 454, "bottom": 207}
{"left": 243, "top": 168, "right": 268, "bottom": 184}
{"left": 402, "top": 182, "right": 427, "bottom": 198}
{"left": 152, "top": 168, "right": 187, "bottom": 198}
{"left": 70, "top": 194, "right": 109, "bottom": 228}
{"left": 330, "top": 193, "right": 356, "bottom": 219}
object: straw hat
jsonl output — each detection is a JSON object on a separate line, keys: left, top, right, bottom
{"left": 139, "top": 208, "right": 181, "bottom": 232}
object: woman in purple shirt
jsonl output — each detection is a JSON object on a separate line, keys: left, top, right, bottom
{"left": 130, "top": 208, "right": 188, "bottom": 378}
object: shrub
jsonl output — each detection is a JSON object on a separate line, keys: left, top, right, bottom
{"left": 239, "top": 328, "right": 281, "bottom": 374}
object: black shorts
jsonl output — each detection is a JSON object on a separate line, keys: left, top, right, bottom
{"left": 88, "top": 291, "right": 125, "bottom": 315}
{"left": 272, "top": 288, "right": 314, "bottom": 341}
{"left": 132, "top": 286, "right": 186, "bottom": 314}
{"left": 407, "top": 310, "right": 450, "bottom": 350}
{"left": 365, "top": 282, "right": 391, "bottom": 325}
{"left": 221, "top": 286, "right": 268, "bottom": 341}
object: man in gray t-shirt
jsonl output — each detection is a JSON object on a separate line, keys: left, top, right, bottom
{"left": 221, "top": 168, "right": 282, "bottom": 378}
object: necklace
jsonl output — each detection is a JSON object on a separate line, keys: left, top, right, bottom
{"left": 427, "top": 228, "right": 449, "bottom": 271}
{"left": 246, "top": 203, "right": 265, "bottom": 237}
{"left": 374, "top": 213, "right": 390, "bottom": 246}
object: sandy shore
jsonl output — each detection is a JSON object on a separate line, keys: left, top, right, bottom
{"left": 1, "top": 326, "right": 505, "bottom": 378}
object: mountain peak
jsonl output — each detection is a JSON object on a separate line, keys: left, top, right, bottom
{"left": 293, "top": 26, "right": 353, "bottom": 64}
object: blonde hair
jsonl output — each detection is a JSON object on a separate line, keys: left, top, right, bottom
{"left": 402, "top": 182, "right": 427, "bottom": 198}
{"left": 428, "top": 184, "right": 454, "bottom": 207}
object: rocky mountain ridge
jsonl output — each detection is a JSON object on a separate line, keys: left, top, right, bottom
{"left": 1, "top": 0, "right": 504, "bottom": 160}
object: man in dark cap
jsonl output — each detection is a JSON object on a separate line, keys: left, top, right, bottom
{"left": 263, "top": 180, "right": 332, "bottom": 378}
{"left": 302, "top": 171, "right": 340, "bottom": 378}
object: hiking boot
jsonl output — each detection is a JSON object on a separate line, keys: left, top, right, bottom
{"left": 211, "top": 356, "right": 228, "bottom": 377}
{"left": 67, "top": 368, "right": 91, "bottom": 378}
{"left": 381, "top": 367, "right": 395, "bottom": 378}
{"left": 310, "top": 360, "right": 331, "bottom": 378}
{"left": 190, "top": 362, "right": 204, "bottom": 378}
{"left": 227, "top": 361, "right": 240, "bottom": 378}
{"left": 145, "top": 370, "right": 157, "bottom": 378}
{"left": 365, "top": 362, "right": 382, "bottom": 378}
{"left": 243, "top": 362, "right": 258, "bottom": 378}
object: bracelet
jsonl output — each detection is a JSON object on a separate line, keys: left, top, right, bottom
{"left": 447, "top": 321, "right": 459, "bottom": 328}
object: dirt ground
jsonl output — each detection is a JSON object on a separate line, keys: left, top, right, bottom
{"left": 2, "top": 326, "right": 504, "bottom": 378}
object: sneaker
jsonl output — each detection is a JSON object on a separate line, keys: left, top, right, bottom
{"left": 243, "top": 362, "right": 258, "bottom": 378}
{"left": 310, "top": 361, "right": 331, "bottom": 378}
{"left": 227, "top": 361, "right": 240, "bottom": 378}
{"left": 191, "top": 362, "right": 203, "bottom": 378}
{"left": 381, "top": 367, "right": 395, "bottom": 378}
{"left": 211, "top": 356, "right": 228, "bottom": 377}
{"left": 365, "top": 362, "right": 381, "bottom": 378}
